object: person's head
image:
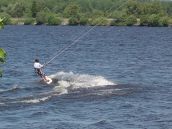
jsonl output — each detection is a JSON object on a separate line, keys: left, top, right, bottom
{"left": 35, "top": 59, "right": 39, "bottom": 62}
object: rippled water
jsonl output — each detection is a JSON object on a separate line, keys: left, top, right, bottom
{"left": 0, "top": 26, "right": 172, "bottom": 129}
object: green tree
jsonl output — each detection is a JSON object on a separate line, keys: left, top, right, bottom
{"left": 0, "top": 48, "right": 6, "bottom": 77}
{"left": 126, "top": 0, "right": 141, "bottom": 16}
{"left": 0, "top": 19, "right": 7, "bottom": 77}
{"left": 52, "top": 3, "right": 66, "bottom": 14}
{"left": 79, "top": 16, "right": 88, "bottom": 25}
{"left": 36, "top": 11, "right": 61, "bottom": 25}
{"left": 168, "top": 18, "right": 172, "bottom": 25}
{"left": 90, "top": 10, "right": 104, "bottom": 18}
{"left": 31, "top": 1, "right": 37, "bottom": 18}
{"left": 0, "top": 13, "right": 11, "bottom": 25}
{"left": 47, "top": 14, "right": 61, "bottom": 25}
{"left": 68, "top": 16, "right": 80, "bottom": 25}
{"left": 0, "top": 48, "right": 6, "bottom": 64}
{"left": 64, "top": 4, "right": 80, "bottom": 18}
{"left": 164, "top": 2, "right": 172, "bottom": 16}
{"left": 0, "top": 18, "right": 4, "bottom": 28}
{"left": 89, "top": 17, "right": 108, "bottom": 26}
{"left": 64, "top": 3, "right": 81, "bottom": 25}
{"left": 125, "top": 15, "right": 137, "bottom": 26}
{"left": 140, "top": 2, "right": 164, "bottom": 15}
{"left": 159, "top": 16, "right": 168, "bottom": 27}
{"left": 76, "top": 0, "right": 93, "bottom": 13}
{"left": 140, "top": 15, "right": 149, "bottom": 26}
{"left": 111, "top": 12, "right": 126, "bottom": 26}
{"left": 140, "top": 14, "right": 161, "bottom": 27}
{"left": 24, "top": 18, "right": 35, "bottom": 25}
{"left": 30, "top": 0, "right": 46, "bottom": 18}
{"left": 10, "top": 2, "right": 25, "bottom": 18}
{"left": 147, "top": 14, "right": 160, "bottom": 27}
{"left": 148, "top": 2, "right": 164, "bottom": 15}
{"left": 36, "top": 11, "right": 48, "bottom": 24}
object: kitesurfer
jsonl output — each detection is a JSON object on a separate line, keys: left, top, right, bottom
{"left": 34, "top": 59, "right": 48, "bottom": 82}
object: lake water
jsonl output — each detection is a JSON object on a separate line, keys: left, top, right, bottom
{"left": 0, "top": 26, "right": 172, "bottom": 129}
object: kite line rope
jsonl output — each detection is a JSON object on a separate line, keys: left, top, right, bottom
{"left": 43, "top": 1, "right": 129, "bottom": 67}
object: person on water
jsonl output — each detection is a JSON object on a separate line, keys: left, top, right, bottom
{"left": 34, "top": 59, "right": 48, "bottom": 82}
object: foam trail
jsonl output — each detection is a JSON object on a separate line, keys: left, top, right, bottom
{"left": 49, "top": 71, "right": 116, "bottom": 92}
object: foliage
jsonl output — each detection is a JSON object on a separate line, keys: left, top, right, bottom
{"left": 159, "top": 16, "right": 168, "bottom": 27}
{"left": 79, "top": 16, "right": 88, "bottom": 25}
{"left": 168, "top": 18, "right": 172, "bottom": 25}
{"left": 68, "top": 15, "right": 88, "bottom": 25}
{"left": 90, "top": 10, "right": 104, "bottom": 18}
{"left": 89, "top": 17, "right": 108, "bottom": 26}
{"left": 36, "top": 11, "right": 48, "bottom": 25}
{"left": 47, "top": 15, "right": 61, "bottom": 25}
{"left": 163, "top": 2, "right": 172, "bottom": 16}
{"left": 31, "top": 1, "right": 37, "bottom": 18}
{"left": 68, "top": 16, "right": 80, "bottom": 25}
{"left": 0, "top": 18, "right": 4, "bottom": 28}
{"left": 0, "top": 48, "right": 6, "bottom": 63}
{"left": 0, "top": 0, "right": 171, "bottom": 26}
{"left": 147, "top": 14, "right": 160, "bottom": 27}
{"left": 140, "top": 15, "right": 149, "bottom": 26}
{"left": 126, "top": 0, "right": 142, "bottom": 16}
{"left": 52, "top": 5, "right": 65, "bottom": 16}
{"left": 140, "top": 14, "right": 169, "bottom": 27}
{"left": 36, "top": 11, "right": 62, "bottom": 25}
{"left": 8, "top": 2, "right": 26, "bottom": 18}
{"left": 0, "top": 47, "right": 7, "bottom": 77}
{"left": 125, "top": 15, "right": 137, "bottom": 26}
{"left": 0, "top": 20, "right": 4, "bottom": 76}
{"left": 64, "top": 4, "right": 80, "bottom": 18}
{"left": 24, "top": 18, "right": 35, "bottom": 25}
{"left": 110, "top": 13, "right": 126, "bottom": 26}
{"left": 0, "top": 13, "right": 11, "bottom": 25}
{"left": 144, "top": 2, "right": 164, "bottom": 15}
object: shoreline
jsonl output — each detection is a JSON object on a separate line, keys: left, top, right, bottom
{"left": 1, "top": 18, "right": 172, "bottom": 27}
{"left": 5, "top": 23, "right": 172, "bottom": 28}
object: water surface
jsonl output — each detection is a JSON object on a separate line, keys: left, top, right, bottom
{"left": 0, "top": 26, "right": 172, "bottom": 129}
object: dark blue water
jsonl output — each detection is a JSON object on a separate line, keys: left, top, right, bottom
{"left": 0, "top": 26, "right": 172, "bottom": 129}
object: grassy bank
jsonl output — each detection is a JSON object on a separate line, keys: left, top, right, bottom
{"left": 8, "top": 17, "right": 172, "bottom": 27}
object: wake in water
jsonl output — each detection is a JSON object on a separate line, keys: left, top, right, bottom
{"left": 47, "top": 72, "right": 140, "bottom": 99}
{"left": 0, "top": 72, "right": 116, "bottom": 105}
{"left": 49, "top": 71, "right": 115, "bottom": 94}
{"left": 0, "top": 71, "right": 140, "bottom": 106}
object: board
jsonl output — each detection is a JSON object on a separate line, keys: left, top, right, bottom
{"left": 44, "top": 76, "right": 53, "bottom": 84}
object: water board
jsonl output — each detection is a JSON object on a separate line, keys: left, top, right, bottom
{"left": 45, "top": 76, "right": 52, "bottom": 84}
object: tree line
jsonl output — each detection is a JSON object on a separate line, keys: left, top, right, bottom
{"left": 0, "top": 0, "right": 172, "bottom": 26}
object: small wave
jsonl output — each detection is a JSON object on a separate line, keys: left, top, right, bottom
{"left": 19, "top": 96, "right": 51, "bottom": 104}
{"left": 88, "top": 120, "right": 114, "bottom": 129}
{"left": 0, "top": 102, "right": 5, "bottom": 105}
{"left": 11, "top": 90, "right": 63, "bottom": 104}
{"left": 0, "top": 85, "right": 19, "bottom": 93}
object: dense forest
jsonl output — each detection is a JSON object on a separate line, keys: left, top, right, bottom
{"left": 0, "top": 0, "right": 172, "bottom": 26}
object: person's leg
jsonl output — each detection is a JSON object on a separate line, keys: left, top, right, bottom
{"left": 42, "top": 75, "right": 49, "bottom": 82}
{"left": 37, "top": 69, "right": 47, "bottom": 81}
{"left": 40, "top": 72, "right": 49, "bottom": 82}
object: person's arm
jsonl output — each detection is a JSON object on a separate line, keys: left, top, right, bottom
{"left": 39, "top": 63, "right": 44, "bottom": 68}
